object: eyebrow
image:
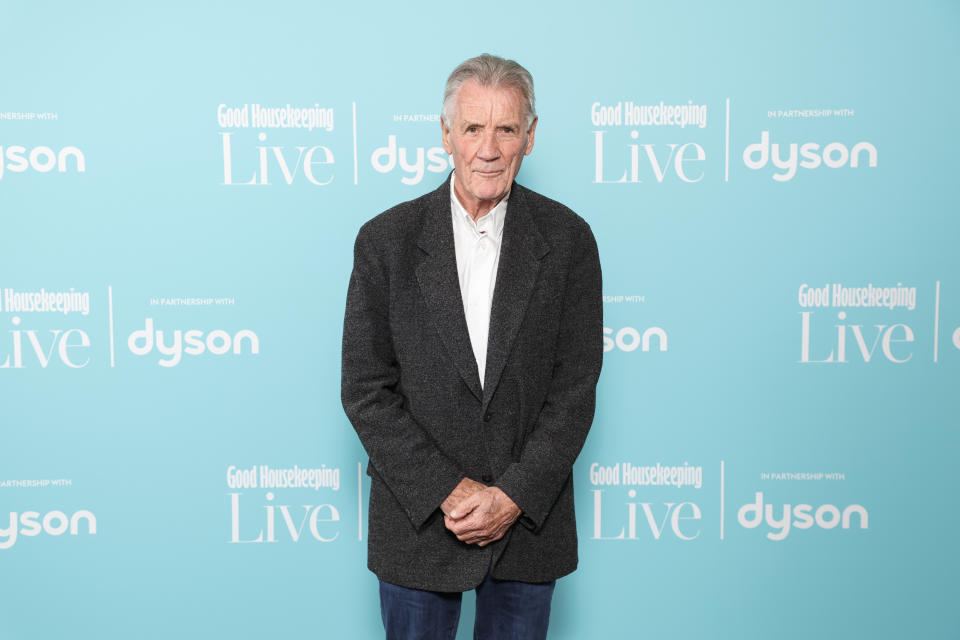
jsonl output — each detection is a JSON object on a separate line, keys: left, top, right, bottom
{"left": 461, "top": 120, "right": 521, "bottom": 130}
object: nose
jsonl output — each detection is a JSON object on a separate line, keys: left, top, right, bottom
{"left": 477, "top": 129, "right": 500, "bottom": 162}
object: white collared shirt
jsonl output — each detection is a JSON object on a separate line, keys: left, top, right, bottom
{"left": 450, "top": 173, "right": 508, "bottom": 388}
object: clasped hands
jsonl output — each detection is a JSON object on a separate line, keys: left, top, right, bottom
{"left": 440, "top": 477, "right": 521, "bottom": 547}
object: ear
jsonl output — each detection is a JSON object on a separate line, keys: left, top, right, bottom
{"left": 441, "top": 120, "right": 454, "bottom": 155}
{"left": 523, "top": 116, "right": 538, "bottom": 156}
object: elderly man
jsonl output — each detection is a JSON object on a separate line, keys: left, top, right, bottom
{"left": 342, "top": 53, "right": 602, "bottom": 639}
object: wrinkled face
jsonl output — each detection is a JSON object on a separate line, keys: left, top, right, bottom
{"left": 441, "top": 79, "right": 537, "bottom": 218}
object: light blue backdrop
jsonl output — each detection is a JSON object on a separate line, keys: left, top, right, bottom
{"left": 2, "top": 1, "right": 958, "bottom": 638}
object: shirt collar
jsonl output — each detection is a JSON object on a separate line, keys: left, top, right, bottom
{"left": 449, "top": 172, "right": 508, "bottom": 241}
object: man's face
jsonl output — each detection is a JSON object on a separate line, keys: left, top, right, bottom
{"left": 441, "top": 79, "right": 537, "bottom": 217}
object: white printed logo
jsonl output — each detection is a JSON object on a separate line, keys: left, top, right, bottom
{"left": 370, "top": 135, "right": 454, "bottom": 185}
{"left": 743, "top": 131, "right": 877, "bottom": 181}
{"left": 0, "top": 144, "right": 85, "bottom": 178}
{"left": 592, "top": 490, "right": 702, "bottom": 541}
{"left": 591, "top": 99, "right": 708, "bottom": 184}
{"left": 796, "top": 283, "right": 918, "bottom": 363}
{"left": 228, "top": 492, "right": 340, "bottom": 543}
{"left": 217, "top": 103, "right": 336, "bottom": 186}
{"left": 603, "top": 326, "right": 667, "bottom": 352}
{"left": 0, "top": 509, "right": 97, "bottom": 549}
{"left": 737, "top": 492, "right": 868, "bottom": 541}
{"left": 127, "top": 318, "right": 259, "bottom": 367}
{"left": 220, "top": 132, "right": 334, "bottom": 186}
{"left": 0, "top": 316, "right": 91, "bottom": 369}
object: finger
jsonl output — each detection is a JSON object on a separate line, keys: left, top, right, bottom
{"left": 448, "top": 494, "right": 484, "bottom": 520}
{"left": 454, "top": 519, "right": 502, "bottom": 541}
{"left": 474, "top": 531, "right": 499, "bottom": 546}
{"left": 452, "top": 516, "right": 493, "bottom": 538}
{"left": 446, "top": 514, "right": 483, "bottom": 537}
{"left": 448, "top": 518, "right": 489, "bottom": 538}
{"left": 460, "top": 532, "right": 492, "bottom": 545}
{"left": 463, "top": 526, "right": 506, "bottom": 546}
{"left": 449, "top": 514, "right": 488, "bottom": 536}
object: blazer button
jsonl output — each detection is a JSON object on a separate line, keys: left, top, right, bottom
{"left": 483, "top": 412, "right": 493, "bottom": 422}
{"left": 482, "top": 474, "right": 493, "bottom": 483}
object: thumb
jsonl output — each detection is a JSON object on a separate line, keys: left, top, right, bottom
{"left": 449, "top": 494, "right": 479, "bottom": 519}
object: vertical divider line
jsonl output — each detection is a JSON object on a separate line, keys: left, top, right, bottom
{"left": 933, "top": 281, "right": 941, "bottom": 363}
{"left": 357, "top": 461, "right": 363, "bottom": 541}
{"left": 352, "top": 102, "right": 359, "bottom": 185}
{"left": 108, "top": 285, "right": 115, "bottom": 368}
{"left": 720, "top": 460, "right": 725, "bottom": 540}
{"left": 724, "top": 98, "right": 731, "bottom": 183}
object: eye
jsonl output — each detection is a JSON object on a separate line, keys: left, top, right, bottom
{"left": 466, "top": 125, "right": 479, "bottom": 134}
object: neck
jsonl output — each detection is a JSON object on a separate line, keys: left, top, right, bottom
{"left": 453, "top": 182, "right": 502, "bottom": 222}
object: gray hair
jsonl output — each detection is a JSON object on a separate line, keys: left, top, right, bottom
{"left": 441, "top": 54, "right": 537, "bottom": 131}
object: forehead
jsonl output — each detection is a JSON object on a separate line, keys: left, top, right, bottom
{"left": 454, "top": 80, "right": 524, "bottom": 123}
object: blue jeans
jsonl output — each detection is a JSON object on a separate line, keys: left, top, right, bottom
{"left": 379, "top": 571, "right": 556, "bottom": 640}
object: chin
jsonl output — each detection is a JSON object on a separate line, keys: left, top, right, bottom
{"left": 477, "top": 190, "right": 507, "bottom": 202}
{"left": 475, "top": 180, "right": 508, "bottom": 195}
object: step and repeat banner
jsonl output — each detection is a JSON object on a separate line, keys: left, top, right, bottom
{"left": 2, "top": 1, "right": 958, "bottom": 638}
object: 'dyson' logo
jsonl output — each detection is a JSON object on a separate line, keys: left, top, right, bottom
{"left": 370, "top": 135, "right": 454, "bottom": 185}
{"left": 127, "top": 318, "right": 260, "bottom": 367}
{"left": 743, "top": 131, "right": 877, "bottom": 181}
{"left": 737, "top": 492, "right": 868, "bottom": 541}
{"left": 0, "top": 144, "right": 85, "bottom": 178}
{"left": 603, "top": 326, "right": 668, "bottom": 353}
{"left": 0, "top": 509, "right": 97, "bottom": 549}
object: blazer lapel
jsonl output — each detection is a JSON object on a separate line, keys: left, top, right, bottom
{"left": 415, "top": 180, "right": 484, "bottom": 401}
{"left": 482, "top": 185, "right": 549, "bottom": 410}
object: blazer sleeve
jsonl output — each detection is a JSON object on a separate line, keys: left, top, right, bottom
{"left": 495, "top": 220, "right": 603, "bottom": 531}
{"left": 341, "top": 226, "right": 464, "bottom": 530}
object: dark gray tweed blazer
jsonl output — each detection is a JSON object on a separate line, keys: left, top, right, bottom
{"left": 341, "top": 177, "right": 602, "bottom": 592}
